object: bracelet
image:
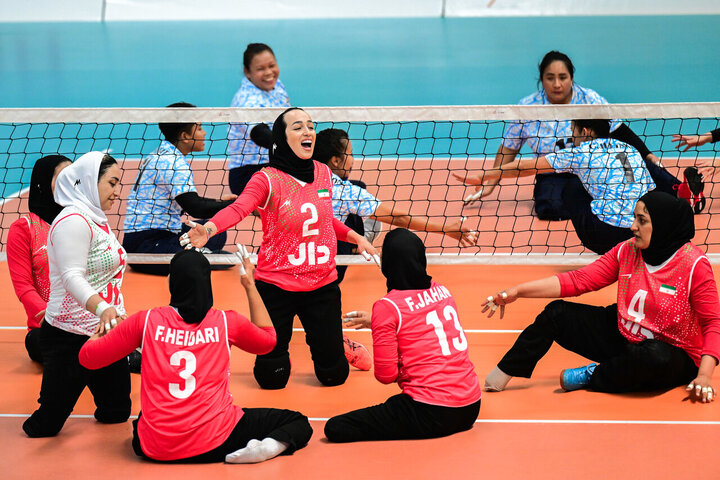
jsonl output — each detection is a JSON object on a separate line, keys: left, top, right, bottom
{"left": 95, "top": 300, "right": 111, "bottom": 317}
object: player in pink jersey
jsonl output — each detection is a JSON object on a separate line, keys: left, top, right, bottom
{"left": 23, "top": 152, "right": 132, "bottom": 438}
{"left": 8, "top": 155, "right": 71, "bottom": 362}
{"left": 181, "top": 108, "right": 379, "bottom": 390}
{"left": 326, "top": 229, "right": 481, "bottom": 442}
{"left": 80, "top": 249, "right": 313, "bottom": 463}
{"left": 483, "top": 191, "right": 718, "bottom": 402}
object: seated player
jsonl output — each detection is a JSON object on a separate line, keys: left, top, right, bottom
{"left": 486, "top": 50, "right": 679, "bottom": 220}
{"left": 456, "top": 119, "right": 655, "bottom": 255}
{"left": 8, "top": 155, "right": 71, "bottom": 363}
{"left": 483, "top": 191, "right": 718, "bottom": 402}
{"left": 23, "top": 152, "right": 130, "bottom": 438}
{"left": 123, "top": 102, "right": 237, "bottom": 275}
{"left": 181, "top": 108, "right": 379, "bottom": 390}
{"left": 326, "top": 229, "right": 481, "bottom": 442}
{"left": 79, "top": 249, "right": 313, "bottom": 463}
{"left": 227, "top": 43, "right": 291, "bottom": 194}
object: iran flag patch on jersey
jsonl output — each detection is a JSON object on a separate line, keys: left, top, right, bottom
{"left": 317, "top": 189, "right": 330, "bottom": 198}
{"left": 659, "top": 284, "right": 676, "bottom": 295}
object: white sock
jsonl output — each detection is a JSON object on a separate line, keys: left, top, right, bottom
{"left": 484, "top": 366, "right": 512, "bottom": 392}
{"left": 225, "top": 438, "right": 289, "bottom": 464}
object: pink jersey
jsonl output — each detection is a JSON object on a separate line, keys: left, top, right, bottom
{"left": 79, "top": 306, "right": 276, "bottom": 461}
{"left": 211, "top": 163, "right": 351, "bottom": 292}
{"left": 559, "top": 240, "right": 720, "bottom": 366}
{"left": 8, "top": 213, "right": 51, "bottom": 329}
{"left": 254, "top": 163, "right": 339, "bottom": 291}
{"left": 371, "top": 281, "right": 481, "bottom": 407}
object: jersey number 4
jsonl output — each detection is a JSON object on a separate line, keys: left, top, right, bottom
{"left": 621, "top": 289, "right": 654, "bottom": 339}
{"left": 425, "top": 305, "right": 468, "bottom": 356}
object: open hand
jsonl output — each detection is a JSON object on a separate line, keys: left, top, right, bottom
{"left": 343, "top": 310, "right": 371, "bottom": 329}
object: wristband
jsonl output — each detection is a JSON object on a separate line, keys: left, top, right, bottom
{"left": 95, "top": 300, "right": 111, "bottom": 317}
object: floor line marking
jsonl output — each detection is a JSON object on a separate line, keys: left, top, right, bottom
{"left": 1, "top": 414, "right": 718, "bottom": 425}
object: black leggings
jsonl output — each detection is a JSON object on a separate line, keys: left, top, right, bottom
{"left": 561, "top": 179, "right": 633, "bottom": 255}
{"left": 497, "top": 300, "right": 698, "bottom": 393}
{"left": 23, "top": 322, "right": 131, "bottom": 437}
{"left": 325, "top": 393, "right": 480, "bottom": 443}
{"left": 25, "top": 328, "right": 43, "bottom": 363}
{"left": 253, "top": 280, "right": 348, "bottom": 389}
{"left": 132, "top": 408, "right": 313, "bottom": 463}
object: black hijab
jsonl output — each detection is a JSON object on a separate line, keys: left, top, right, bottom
{"left": 169, "top": 249, "right": 213, "bottom": 324}
{"left": 269, "top": 107, "right": 315, "bottom": 184}
{"left": 381, "top": 228, "right": 432, "bottom": 292}
{"left": 638, "top": 190, "right": 695, "bottom": 266}
{"left": 29, "top": 155, "right": 70, "bottom": 225}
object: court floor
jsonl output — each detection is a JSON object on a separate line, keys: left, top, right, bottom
{"left": 2, "top": 262, "right": 718, "bottom": 480}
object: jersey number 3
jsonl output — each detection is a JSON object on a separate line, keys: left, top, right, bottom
{"left": 425, "top": 305, "right": 468, "bottom": 356}
{"left": 169, "top": 351, "right": 197, "bottom": 399}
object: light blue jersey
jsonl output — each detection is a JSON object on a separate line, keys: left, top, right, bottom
{"left": 123, "top": 141, "right": 196, "bottom": 233}
{"left": 227, "top": 78, "right": 290, "bottom": 169}
{"left": 503, "top": 84, "right": 621, "bottom": 156}
{"left": 545, "top": 138, "right": 655, "bottom": 228}
{"left": 331, "top": 173, "right": 381, "bottom": 223}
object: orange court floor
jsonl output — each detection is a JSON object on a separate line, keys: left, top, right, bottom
{"left": 1, "top": 262, "right": 719, "bottom": 480}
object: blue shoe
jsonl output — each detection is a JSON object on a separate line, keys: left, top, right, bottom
{"left": 560, "top": 363, "right": 597, "bottom": 391}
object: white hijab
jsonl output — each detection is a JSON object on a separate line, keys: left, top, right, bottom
{"left": 54, "top": 151, "right": 108, "bottom": 224}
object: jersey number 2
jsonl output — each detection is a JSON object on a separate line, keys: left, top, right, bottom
{"left": 425, "top": 305, "right": 468, "bottom": 356}
{"left": 169, "top": 351, "right": 197, "bottom": 399}
{"left": 288, "top": 203, "right": 329, "bottom": 266}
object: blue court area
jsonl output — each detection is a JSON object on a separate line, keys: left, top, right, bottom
{"left": 1, "top": 15, "right": 720, "bottom": 198}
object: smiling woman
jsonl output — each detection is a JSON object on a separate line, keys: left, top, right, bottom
{"left": 23, "top": 152, "right": 131, "bottom": 438}
{"left": 181, "top": 107, "right": 379, "bottom": 390}
{"left": 227, "top": 43, "right": 291, "bottom": 194}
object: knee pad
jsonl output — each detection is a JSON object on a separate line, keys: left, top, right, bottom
{"left": 253, "top": 355, "right": 291, "bottom": 390}
{"left": 323, "top": 417, "right": 344, "bottom": 442}
{"left": 22, "top": 414, "right": 65, "bottom": 438}
{"left": 314, "top": 356, "right": 349, "bottom": 387}
{"left": 95, "top": 404, "right": 131, "bottom": 424}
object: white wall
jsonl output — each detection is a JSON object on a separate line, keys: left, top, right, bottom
{"left": 0, "top": 0, "right": 717, "bottom": 22}
{"left": 0, "top": 0, "right": 103, "bottom": 22}
{"left": 446, "top": 0, "right": 720, "bottom": 17}
{"left": 104, "top": 0, "right": 440, "bottom": 20}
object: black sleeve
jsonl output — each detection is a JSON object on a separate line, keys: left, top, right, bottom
{"left": 250, "top": 123, "right": 273, "bottom": 149}
{"left": 610, "top": 123, "right": 652, "bottom": 159}
{"left": 711, "top": 128, "right": 720, "bottom": 143}
{"left": 175, "top": 192, "right": 233, "bottom": 219}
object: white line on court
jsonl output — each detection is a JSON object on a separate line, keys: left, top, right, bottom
{"left": 1, "top": 414, "right": 718, "bottom": 425}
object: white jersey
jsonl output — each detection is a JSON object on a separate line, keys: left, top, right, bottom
{"left": 46, "top": 207, "right": 127, "bottom": 336}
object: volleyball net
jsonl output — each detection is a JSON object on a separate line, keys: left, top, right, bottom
{"left": 1, "top": 103, "right": 719, "bottom": 265}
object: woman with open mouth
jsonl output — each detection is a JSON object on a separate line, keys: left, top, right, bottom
{"left": 182, "top": 107, "right": 379, "bottom": 390}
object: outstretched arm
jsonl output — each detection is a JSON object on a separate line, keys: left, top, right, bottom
{"left": 453, "top": 155, "right": 554, "bottom": 204}
{"left": 237, "top": 246, "right": 272, "bottom": 329}
{"left": 471, "top": 145, "right": 520, "bottom": 200}
{"left": 371, "top": 202, "right": 477, "bottom": 247}
{"left": 482, "top": 276, "right": 561, "bottom": 319}
{"left": 672, "top": 129, "right": 719, "bottom": 152}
